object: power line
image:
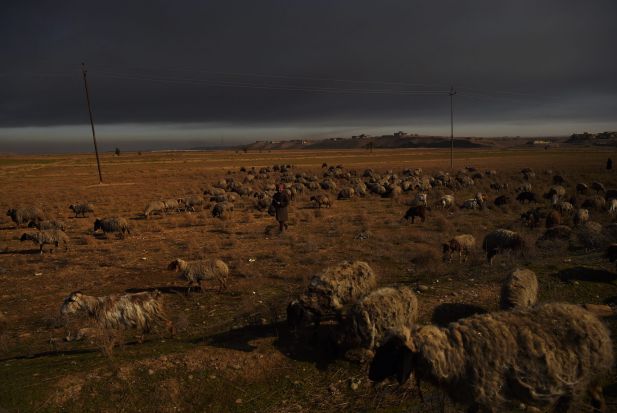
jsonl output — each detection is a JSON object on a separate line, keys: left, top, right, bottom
{"left": 81, "top": 63, "right": 103, "bottom": 184}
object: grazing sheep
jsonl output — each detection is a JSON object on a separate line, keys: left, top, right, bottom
{"left": 545, "top": 210, "right": 562, "bottom": 228}
{"left": 520, "top": 207, "right": 544, "bottom": 228}
{"left": 515, "top": 183, "right": 532, "bottom": 193}
{"left": 403, "top": 205, "right": 427, "bottom": 223}
{"left": 573, "top": 208, "right": 590, "bottom": 226}
{"left": 6, "top": 207, "right": 46, "bottom": 227}
{"left": 69, "top": 203, "right": 94, "bottom": 218}
{"left": 552, "top": 175, "right": 566, "bottom": 185}
{"left": 576, "top": 183, "right": 589, "bottom": 195}
{"left": 61, "top": 291, "right": 174, "bottom": 341}
{"left": 287, "top": 261, "right": 378, "bottom": 328}
{"left": 144, "top": 201, "right": 166, "bottom": 218}
{"left": 28, "top": 219, "right": 66, "bottom": 231}
{"left": 184, "top": 195, "right": 205, "bottom": 212}
{"left": 414, "top": 193, "right": 428, "bottom": 206}
{"left": 499, "top": 268, "right": 538, "bottom": 310}
{"left": 211, "top": 202, "right": 234, "bottom": 218}
{"left": 93, "top": 217, "right": 131, "bottom": 237}
{"left": 337, "top": 188, "right": 354, "bottom": 200}
{"left": 344, "top": 287, "right": 418, "bottom": 350}
{"left": 162, "top": 198, "right": 185, "bottom": 213}
{"left": 592, "top": 181, "right": 606, "bottom": 193}
{"left": 168, "top": 258, "right": 229, "bottom": 293}
{"left": 460, "top": 198, "right": 482, "bottom": 210}
{"left": 482, "top": 229, "right": 525, "bottom": 264}
{"left": 369, "top": 304, "right": 613, "bottom": 413}
{"left": 442, "top": 234, "right": 476, "bottom": 263}
{"left": 557, "top": 201, "right": 574, "bottom": 215}
{"left": 489, "top": 182, "right": 508, "bottom": 191}
{"left": 493, "top": 195, "right": 509, "bottom": 207}
{"left": 539, "top": 225, "right": 572, "bottom": 241}
{"left": 516, "top": 191, "right": 538, "bottom": 203}
{"left": 20, "top": 230, "right": 69, "bottom": 254}
{"left": 439, "top": 194, "right": 455, "bottom": 209}
{"left": 582, "top": 195, "right": 606, "bottom": 211}
{"left": 310, "top": 194, "right": 331, "bottom": 208}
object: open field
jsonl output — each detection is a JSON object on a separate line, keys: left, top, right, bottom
{"left": 2, "top": 147, "right": 617, "bottom": 412}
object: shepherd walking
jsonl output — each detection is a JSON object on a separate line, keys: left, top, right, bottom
{"left": 271, "top": 183, "right": 290, "bottom": 233}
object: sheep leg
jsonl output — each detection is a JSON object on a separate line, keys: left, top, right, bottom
{"left": 590, "top": 384, "right": 606, "bottom": 413}
{"left": 39, "top": 244, "right": 44, "bottom": 254}
{"left": 553, "top": 395, "right": 572, "bottom": 413}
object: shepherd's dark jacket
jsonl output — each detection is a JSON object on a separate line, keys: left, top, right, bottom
{"left": 271, "top": 191, "right": 290, "bottom": 222}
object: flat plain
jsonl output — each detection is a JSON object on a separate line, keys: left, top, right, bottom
{"left": 1, "top": 147, "right": 617, "bottom": 412}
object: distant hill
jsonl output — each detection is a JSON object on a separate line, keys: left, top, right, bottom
{"left": 239, "top": 133, "right": 488, "bottom": 151}
{"left": 566, "top": 131, "right": 617, "bottom": 146}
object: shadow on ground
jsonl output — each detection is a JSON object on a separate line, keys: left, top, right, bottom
{"left": 203, "top": 321, "right": 341, "bottom": 370}
{"left": 431, "top": 303, "right": 488, "bottom": 326}
{"left": 557, "top": 267, "right": 617, "bottom": 284}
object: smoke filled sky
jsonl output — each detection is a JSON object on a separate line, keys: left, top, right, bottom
{"left": 1, "top": 0, "right": 616, "bottom": 152}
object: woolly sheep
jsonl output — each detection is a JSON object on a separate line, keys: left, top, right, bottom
{"left": 403, "top": 205, "right": 426, "bottom": 223}
{"left": 576, "top": 183, "right": 589, "bottom": 194}
{"left": 184, "top": 195, "right": 205, "bottom": 212}
{"left": 167, "top": 258, "right": 229, "bottom": 293}
{"left": 442, "top": 234, "right": 476, "bottom": 263}
{"left": 439, "top": 195, "right": 455, "bottom": 209}
{"left": 344, "top": 286, "right": 418, "bottom": 350}
{"left": 369, "top": 303, "right": 613, "bottom": 413}
{"left": 516, "top": 191, "right": 538, "bottom": 203}
{"left": 20, "top": 230, "right": 69, "bottom": 254}
{"left": 61, "top": 291, "right": 174, "bottom": 341}
{"left": 310, "top": 194, "right": 331, "bottom": 208}
{"left": 460, "top": 198, "right": 482, "bottom": 210}
{"left": 545, "top": 210, "right": 562, "bottom": 228}
{"left": 28, "top": 219, "right": 66, "bottom": 231}
{"left": 493, "top": 195, "right": 509, "bottom": 207}
{"left": 93, "top": 217, "right": 131, "bottom": 237}
{"left": 573, "top": 208, "right": 590, "bottom": 226}
{"left": 337, "top": 188, "right": 354, "bottom": 200}
{"left": 144, "top": 201, "right": 166, "bottom": 218}
{"left": 69, "top": 203, "right": 94, "bottom": 218}
{"left": 499, "top": 268, "right": 538, "bottom": 310}
{"left": 482, "top": 229, "right": 525, "bottom": 264}
{"left": 6, "top": 207, "right": 46, "bottom": 227}
{"left": 162, "top": 198, "right": 185, "bottom": 213}
{"left": 287, "top": 261, "right": 378, "bottom": 328}
{"left": 591, "top": 181, "right": 606, "bottom": 193}
{"left": 211, "top": 202, "right": 233, "bottom": 218}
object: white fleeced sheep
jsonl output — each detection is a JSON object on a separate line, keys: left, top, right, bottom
{"left": 442, "top": 234, "right": 476, "bottom": 263}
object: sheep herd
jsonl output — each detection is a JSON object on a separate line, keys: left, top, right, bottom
{"left": 5, "top": 161, "right": 617, "bottom": 412}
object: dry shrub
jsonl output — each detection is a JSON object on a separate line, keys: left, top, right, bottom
{"left": 222, "top": 238, "right": 237, "bottom": 249}
{"left": 93, "top": 327, "right": 124, "bottom": 358}
{"left": 241, "top": 211, "right": 254, "bottom": 224}
{"left": 76, "top": 235, "right": 96, "bottom": 246}
{"left": 179, "top": 214, "right": 198, "bottom": 228}
{"left": 432, "top": 214, "right": 453, "bottom": 233}
{"left": 410, "top": 243, "right": 442, "bottom": 268}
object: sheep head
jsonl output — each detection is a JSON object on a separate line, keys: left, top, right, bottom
{"left": 61, "top": 291, "right": 84, "bottom": 316}
{"left": 369, "top": 335, "right": 415, "bottom": 385}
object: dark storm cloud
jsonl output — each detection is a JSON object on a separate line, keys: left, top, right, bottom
{"left": 1, "top": 0, "right": 616, "bottom": 130}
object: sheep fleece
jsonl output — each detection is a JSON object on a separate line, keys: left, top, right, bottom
{"left": 499, "top": 268, "right": 538, "bottom": 310}
{"left": 349, "top": 286, "right": 418, "bottom": 349}
{"left": 410, "top": 303, "right": 613, "bottom": 410}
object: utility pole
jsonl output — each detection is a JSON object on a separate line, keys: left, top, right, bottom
{"left": 81, "top": 62, "right": 103, "bottom": 183}
{"left": 449, "top": 86, "right": 456, "bottom": 170}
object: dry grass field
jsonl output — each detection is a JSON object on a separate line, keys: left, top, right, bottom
{"left": 1, "top": 147, "right": 617, "bottom": 412}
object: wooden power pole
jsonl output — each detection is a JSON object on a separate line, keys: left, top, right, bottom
{"left": 449, "top": 86, "right": 456, "bottom": 170}
{"left": 81, "top": 63, "right": 103, "bottom": 183}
